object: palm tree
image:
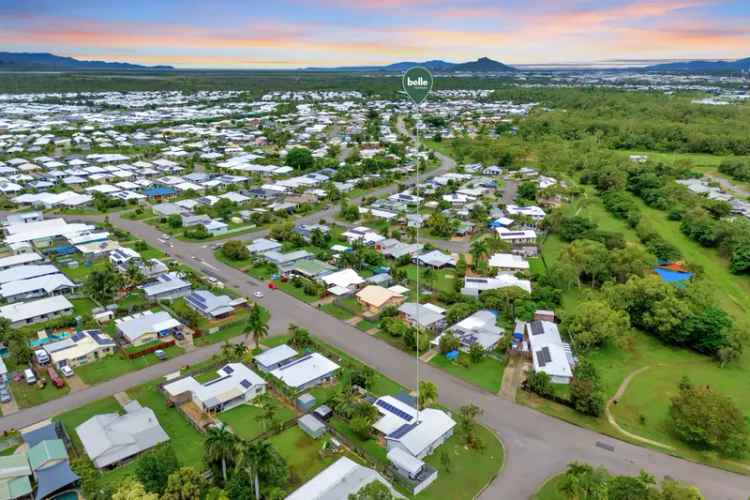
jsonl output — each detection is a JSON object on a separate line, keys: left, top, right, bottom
{"left": 418, "top": 380, "right": 439, "bottom": 410}
{"left": 470, "top": 239, "right": 489, "bottom": 271}
{"left": 254, "top": 392, "right": 277, "bottom": 431}
{"left": 236, "top": 440, "right": 274, "bottom": 500}
{"left": 232, "top": 343, "right": 248, "bottom": 361}
{"left": 219, "top": 341, "right": 234, "bottom": 361}
{"left": 204, "top": 423, "right": 237, "bottom": 483}
{"left": 244, "top": 304, "right": 269, "bottom": 349}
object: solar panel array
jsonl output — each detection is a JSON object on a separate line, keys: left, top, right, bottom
{"left": 388, "top": 422, "right": 417, "bottom": 439}
{"left": 161, "top": 274, "right": 172, "bottom": 282}
{"left": 537, "top": 346, "right": 552, "bottom": 367}
{"left": 223, "top": 365, "right": 234, "bottom": 374}
{"left": 186, "top": 294, "right": 209, "bottom": 311}
{"left": 240, "top": 379, "right": 253, "bottom": 389}
{"left": 376, "top": 399, "right": 413, "bottom": 422}
{"left": 89, "top": 330, "right": 114, "bottom": 346}
{"left": 529, "top": 321, "right": 545, "bottom": 336}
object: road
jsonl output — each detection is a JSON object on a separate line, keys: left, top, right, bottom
{"left": 3, "top": 209, "right": 748, "bottom": 499}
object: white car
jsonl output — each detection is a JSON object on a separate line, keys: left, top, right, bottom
{"left": 254, "top": 291, "right": 264, "bottom": 299}
{"left": 60, "top": 365, "right": 74, "bottom": 378}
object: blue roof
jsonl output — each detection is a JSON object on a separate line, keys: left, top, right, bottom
{"left": 144, "top": 186, "right": 176, "bottom": 197}
{"left": 654, "top": 268, "right": 693, "bottom": 284}
{"left": 22, "top": 423, "right": 58, "bottom": 448}
{"left": 34, "top": 461, "right": 79, "bottom": 500}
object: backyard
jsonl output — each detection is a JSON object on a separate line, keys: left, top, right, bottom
{"left": 218, "top": 397, "right": 296, "bottom": 440}
{"left": 74, "top": 344, "right": 185, "bottom": 385}
{"left": 430, "top": 352, "right": 506, "bottom": 393}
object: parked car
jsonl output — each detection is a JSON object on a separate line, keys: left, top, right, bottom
{"left": 174, "top": 331, "right": 184, "bottom": 341}
{"left": 47, "top": 367, "right": 64, "bottom": 388}
{"left": 0, "top": 388, "right": 11, "bottom": 403}
{"left": 254, "top": 291, "right": 264, "bottom": 298}
{"left": 268, "top": 282, "right": 278, "bottom": 290}
{"left": 24, "top": 368, "right": 37, "bottom": 385}
{"left": 154, "top": 349, "right": 167, "bottom": 361}
{"left": 34, "top": 349, "right": 50, "bottom": 365}
{"left": 60, "top": 365, "right": 74, "bottom": 378}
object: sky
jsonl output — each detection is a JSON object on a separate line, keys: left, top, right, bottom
{"left": 1, "top": 0, "right": 749, "bottom": 68}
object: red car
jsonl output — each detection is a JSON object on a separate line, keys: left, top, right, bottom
{"left": 47, "top": 367, "right": 65, "bottom": 389}
{"left": 267, "top": 282, "right": 277, "bottom": 290}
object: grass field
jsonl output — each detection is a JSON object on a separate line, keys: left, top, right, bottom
{"left": 532, "top": 474, "right": 565, "bottom": 500}
{"left": 75, "top": 344, "right": 185, "bottom": 385}
{"left": 320, "top": 302, "right": 354, "bottom": 320}
{"left": 10, "top": 378, "right": 70, "bottom": 408}
{"left": 430, "top": 352, "right": 506, "bottom": 393}
{"left": 218, "top": 398, "right": 296, "bottom": 440}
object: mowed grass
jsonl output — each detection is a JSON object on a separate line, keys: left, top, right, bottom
{"left": 532, "top": 474, "right": 565, "bottom": 500}
{"left": 218, "top": 398, "right": 296, "bottom": 441}
{"left": 10, "top": 378, "right": 70, "bottom": 408}
{"left": 75, "top": 344, "right": 185, "bottom": 385}
{"left": 430, "top": 352, "right": 506, "bottom": 393}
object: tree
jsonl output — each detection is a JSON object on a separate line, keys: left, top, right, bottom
{"left": 84, "top": 263, "right": 123, "bottom": 304}
{"left": 204, "top": 423, "right": 237, "bottom": 484}
{"left": 569, "top": 359, "right": 605, "bottom": 417}
{"left": 440, "top": 450, "right": 452, "bottom": 473}
{"left": 124, "top": 260, "right": 145, "bottom": 289}
{"left": 222, "top": 240, "right": 250, "bottom": 261}
{"left": 348, "top": 480, "right": 395, "bottom": 500}
{"left": 235, "top": 440, "right": 289, "bottom": 500}
{"left": 167, "top": 214, "right": 183, "bottom": 228}
{"left": 9, "top": 338, "right": 33, "bottom": 366}
{"left": 418, "top": 380, "right": 438, "bottom": 410}
{"left": 607, "top": 472, "right": 654, "bottom": 500}
{"left": 254, "top": 392, "right": 277, "bottom": 431}
{"left": 559, "top": 462, "right": 609, "bottom": 500}
{"left": 561, "top": 300, "right": 631, "bottom": 351}
{"left": 470, "top": 239, "right": 489, "bottom": 270}
{"left": 669, "top": 382, "right": 748, "bottom": 456}
{"left": 244, "top": 303, "right": 269, "bottom": 349}
{"left": 286, "top": 147, "right": 314, "bottom": 170}
{"left": 438, "top": 333, "right": 460, "bottom": 354}
{"left": 558, "top": 215, "right": 596, "bottom": 242}
{"left": 289, "top": 325, "right": 313, "bottom": 349}
{"left": 162, "top": 467, "right": 207, "bottom": 500}
{"left": 457, "top": 404, "right": 484, "bottom": 449}
{"left": 526, "top": 370, "right": 554, "bottom": 398}
{"left": 559, "top": 239, "right": 611, "bottom": 288}
{"left": 469, "top": 342, "right": 485, "bottom": 363}
{"left": 136, "top": 445, "right": 179, "bottom": 494}
{"left": 445, "top": 301, "right": 480, "bottom": 325}
{"left": 112, "top": 479, "right": 159, "bottom": 500}
{"left": 517, "top": 181, "right": 538, "bottom": 202}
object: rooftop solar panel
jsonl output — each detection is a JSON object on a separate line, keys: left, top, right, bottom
{"left": 376, "top": 399, "right": 413, "bottom": 421}
{"left": 240, "top": 379, "right": 252, "bottom": 389}
{"left": 537, "top": 346, "right": 552, "bottom": 367}
{"left": 530, "top": 321, "right": 545, "bottom": 336}
{"left": 388, "top": 422, "right": 417, "bottom": 439}
{"left": 223, "top": 365, "right": 234, "bottom": 374}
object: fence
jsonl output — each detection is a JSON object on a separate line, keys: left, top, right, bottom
{"left": 121, "top": 339, "right": 176, "bottom": 360}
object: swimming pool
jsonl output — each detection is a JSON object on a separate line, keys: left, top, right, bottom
{"left": 52, "top": 490, "right": 79, "bottom": 500}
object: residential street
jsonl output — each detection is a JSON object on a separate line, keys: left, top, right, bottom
{"left": 2, "top": 209, "right": 748, "bottom": 499}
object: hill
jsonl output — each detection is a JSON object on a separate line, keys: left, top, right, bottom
{"left": 0, "top": 52, "right": 174, "bottom": 71}
{"left": 305, "top": 56, "right": 516, "bottom": 73}
{"left": 645, "top": 57, "right": 750, "bottom": 73}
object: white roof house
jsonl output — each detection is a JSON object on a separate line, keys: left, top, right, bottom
{"left": 432, "top": 310, "right": 503, "bottom": 352}
{"left": 247, "top": 238, "right": 282, "bottom": 254}
{"left": 254, "top": 344, "right": 298, "bottom": 372}
{"left": 163, "top": 363, "right": 266, "bottom": 413}
{"left": 506, "top": 204, "right": 546, "bottom": 220}
{"left": 76, "top": 401, "right": 170, "bottom": 469}
{"left": 526, "top": 320, "right": 574, "bottom": 384}
{"left": 462, "top": 274, "right": 532, "bottom": 294}
{"left": 373, "top": 395, "right": 417, "bottom": 436}
{"left": 270, "top": 352, "right": 339, "bottom": 391}
{"left": 184, "top": 290, "right": 241, "bottom": 318}
{"left": 385, "top": 408, "right": 456, "bottom": 459}
{"left": 0, "top": 273, "right": 76, "bottom": 302}
{"left": 116, "top": 311, "right": 182, "bottom": 344}
{"left": 3, "top": 219, "right": 96, "bottom": 245}
{"left": 321, "top": 268, "right": 364, "bottom": 291}
{"left": 285, "top": 456, "right": 402, "bottom": 500}
{"left": 0, "top": 252, "right": 43, "bottom": 271}
{"left": 0, "top": 265, "right": 59, "bottom": 285}
{"left": 488, "top": 253, "right": 529, "bottom": 271}
{"left": 0, "top": 295, "right": 73, "bottom": 327}
{"left": 140, "top": 272, "right": 191, "bottom": 300}
{"left": 46, "top": 330, "right": 116, "bottom": 368}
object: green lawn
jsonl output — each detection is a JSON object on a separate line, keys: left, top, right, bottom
{"left": 270, "top": 426, "right": 350, "bottom": 495}
{"left": 75, "top": 344, "right": 185, "bottom": 385}
{"left": 356, "top": 319, "right": 378, "bottom": 332}
{"left": 218, "top": 398, "right": 296, "bottom": 440}
{"left": 59, "top": 258, "right": 108, "bottom": 283}
{"left": 276, "top": 280, "right": 321, "bottom": 303}
{"left": 215, "top": 250, "right": 253, "bottom": 270}
{"left": 10, "top": 379, "right": 70, "bottom": 408}
{"left": 403, "top": 264, "right": 456, "bottom": 295}
{"left": 246, "top": 262, "right": 277, "bottom": 281}
{"left": 532, "top": 474, "right": 565, "bottom": 500}
{"left": 320, "top": 303, "right": 354, "bottom": 320}
{"left": 194, "top": 320, "right": 248, "bottom": 346}
{"left": 71, "top": 297, "right": 98, "bottom": 317}
{"left": 430, "top": 352, "right": 506, "bottom": 393}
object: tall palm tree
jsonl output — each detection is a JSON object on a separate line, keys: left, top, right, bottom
{"left": 204, "top": 423, "right": 237, "bottom": 483}
{"left": 418, "top": 380, "right": 439, "bottom": 410}
{"left": 470, "top": 239, "right": 489, "bottom": 271}
{"left": 244, "top": 303, "right": 269, "bottom": 349}
{"left": 236, "top": 440, "right": 274, "bottom": 500}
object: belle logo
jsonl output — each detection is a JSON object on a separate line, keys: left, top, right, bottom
{"left": 407, "top": 76, "right": 429, "bottom": 88}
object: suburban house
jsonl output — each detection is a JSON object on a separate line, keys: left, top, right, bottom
{"left": 0, "top": 295, "right": 74, "bottom": 328}
{"left": 495, "top": 228, "right": 538, "bottom": 256}
{"left": 355, "top": 285, "right": 405, "bottom": 314}
{"left": 505, "top": 204, "right": 546, "bottom": 222}
{"left": 0, "top": 273, "right": 76, "bottom": 303}
{"left": 398, "top": 302, "right": 447, "bottom": 332}
{"left": 109, "top": 246, "right": 142, "bottom": 271}
{"left": 285, "top": 456, "right": 402, "bottom": 500}
{"left": 253, "top": 344, "right": 298, "bottom": 372}
{"left": 384, "top": 408, "right": 456, "bottom": 459}
{"left": 247, "top": 238, "right": 282, "bottom": 255}
{"left": 116, "top": 310, "right": 183, "bottom": 346}
{"left": 140, "top": 272, "right": 192, "bottom": 301}
{"left": 262, "top": 249, "right": 312, "bottom": 268}
{"left": 185, "top": 290, "right": 244, "bottom": 319}
{"left": 432, "top": 310, "right": 503, "bottom": 352}
{"left": 21, "top": 422, "right": 79, "bottom": 500}
{"left": 462, "top": 274, "right": 532, "bottom": 296}
{"left": 387, "top": 447, "right": 438, "bottom": 495}
{"left": 321, "top": 268, "right": 365, "bottom": 295}
{"left": 415, "top": 250, "right": 456, "bottom": 268}
{"left": 163, "top": 362, "right": 266, "bottom": 413}
{"left": 0, "top": 454, "right": 32, "bottom": 500}
{"left": 377, "top": 239, "right": 423, "bottom": 259}
{"left": 526, "top": 320, "right": 575, "bottom": 384}
{"left": 76, "top": 400, "right": 170, "bottom": 469}
{"left": 373, "top": 395, "right": 418, "bottom": 436}
{"left": 270, "top": 352, "right": 339, "bottom": 392}
{"left": 0, "top": 252, "right": 44, "bottom": 271}
{"left": 342, "top": 226, "right": 385, "bottom": 246}
{"left": 44, "top": 329, "right": 116, "bottom": 369}
{"left": 488, "top": 253, "right": 529, "bottom": 272}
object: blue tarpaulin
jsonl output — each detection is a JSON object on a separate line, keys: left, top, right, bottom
{"left": 446, "top": 350, "right": 459, "bottom": 361}
{"left": 654, "top": 268, "right": 693, "bottom": 284}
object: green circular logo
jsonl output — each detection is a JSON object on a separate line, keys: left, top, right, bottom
{"left": 402, "top": 66, "right": 433, "bottom": 105}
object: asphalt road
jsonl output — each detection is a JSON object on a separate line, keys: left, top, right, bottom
{"left": 3, "top": 210, "right": 748, "bottom": 499}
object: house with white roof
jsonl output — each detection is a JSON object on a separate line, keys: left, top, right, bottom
{"left": 0, "top": 273, "right": 76, "bottom": 303}
{"left": 270, "top": 352, "right": 339, "bottom": 392}
{"left": 462, "top": 274, "right": 532, "bottom": 296}
{"left": 140, "top": 272, "right": 191, "bottom": 301}
{"left": 0, "top": 252, "right": 44, "bottom": 271}
{"left": 321, "top": 268, "right": 364, "bottom": 294}
{"left": 398, "top": 303, "right": 446, "bottom": 332}
{"left": 432, "top": 310, "right": 503, "bottom": 352}
{"left": 184, "top": 290, "right": 244, "bottom": 319}
{"left": 76, "top": 400, "right": 170, "bottom": 469}
{"left": 45, "top": 329, "right": 116, "bottom": 369}
{"left": 488, "top": 253, "right": 529, "bottom": 272}
{"left": 253, "top": 344, "right": 299, "bottom": 372}
{"left": 0, "top": 295, "right": 73, "bottom": 328}
{"left": 247, "top": 238, "right": 282, "bottom": 255}
{"left": 506, "top": 204, "right": 546, "bottom": 221}
{"left": 385, "top": 408, "right": 456, "bottom": 459}
{"left": 163, "top": 362, "right": 266, "bottom": 413}
{"left": 415, "top": 250, "right": 455, "bottom": 269}
{"left": 285, "top": 456, "right": 402, "bottom": 500}
{"left": 526, "top": 320, "right": 574, "bottom": 384}
{"left": 116, "top": 310, "right": 183, "bottom": 346}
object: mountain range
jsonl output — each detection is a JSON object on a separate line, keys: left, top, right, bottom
{"left": 644, "top": 57, "right": 750, "bottom": 73}
{"left": 305, "top": 57, "right": 517, "bottom": 72}
{"left": 0, "top": 52, "right": 174, "bottom": 71}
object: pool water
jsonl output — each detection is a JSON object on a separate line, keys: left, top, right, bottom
{"left": 52, "top": 491, "right": 79, "bottom": 500}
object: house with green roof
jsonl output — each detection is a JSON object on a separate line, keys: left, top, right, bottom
{"left": 27, "top": 440, "right": 66, "bottom": 473}
{"left": 0, "top": 454, "right": 32, "bottom": 500}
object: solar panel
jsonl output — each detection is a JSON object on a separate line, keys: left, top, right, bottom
{"left": 240, "top": 379, "right": 252, "bottom": 389}
{"left": 388, "top": 422, "right": 417, "bottom": 439}
{"left": 223, "top": 365, "right": 234, "bottom": 374}
{"left": 376, "top": 399, "right": 413, "bottom": 421}
{"left": 161, "top": 274, "right": 172, "bottom": 281}
{"left": 530, "top": 321, "right": 545, "bottom": 336}
{"left": 190, "top": 293, "right": 206, "bottom": 303}
{"left": 537, "top": 347, "right": 552, "bottom": 367}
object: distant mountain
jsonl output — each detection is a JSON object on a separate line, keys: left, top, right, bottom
{"left": 305, "top": 56, "right": 517, "bottom": 73}
{"left": 644, "top": 57, "right": 750, "bottom": 73}
{"left": 0, "top": 52, "right": 174, "bottom": 71}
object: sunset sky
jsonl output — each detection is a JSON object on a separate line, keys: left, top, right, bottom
{"left": 1, "top": 0, "right": 749, "bottom": 68}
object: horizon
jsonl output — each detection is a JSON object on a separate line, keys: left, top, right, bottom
{"left": 1, "top": 0, "right": 749, "bottom": 69}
